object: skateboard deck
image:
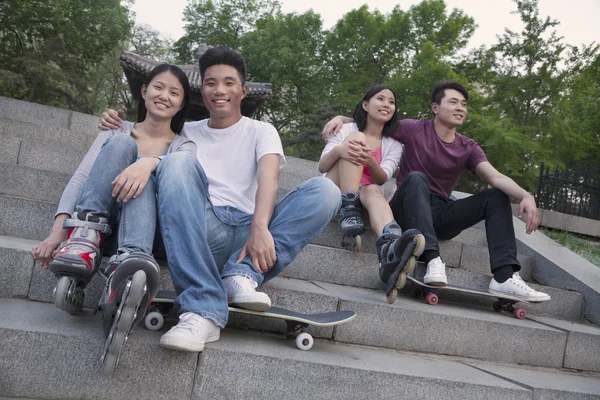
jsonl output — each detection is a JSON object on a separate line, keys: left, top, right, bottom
{"left": 145, "top": 291, "right": 356, "bottom": 350}
{"left": 407, "top": 276, "right": 539, "bottom": 319}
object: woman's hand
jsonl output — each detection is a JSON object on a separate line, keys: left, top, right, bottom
{"left": 98, "top": 108, "right": 125, "bottom": 130}
{"left": 346, "top": 139, "right": 372, "bottom": 165}
{"left": 32, "top": 214, "right": 69, "bottom": 268}
{"left": 112, "top": 158, "right": 158, "bottom": 202}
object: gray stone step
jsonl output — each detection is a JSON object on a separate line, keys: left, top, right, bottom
{"left": 313, "top": 282, "right": 600, "bottom": 372}
{"left": 0, "top": 96, "right": 99, "bottom": 133}
{"left": 0, "top": 191, "right": 502, "bottom": 269}
{"left": 1, "top": 236, "right": 596, "bottom": 370}
{"left": 3, "top": 298, "right": 600, "bottom": 400}
{"left": 1, "top": 234, "right": 581, "bottom": 321}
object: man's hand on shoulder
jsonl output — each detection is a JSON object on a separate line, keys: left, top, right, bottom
{"left": 519, "top": 194, "right": 539, "bottom": 234}
{"left": 237, "top": 225, "right": 277, "bottom": 273}
{"left": 98, "top": 108, "right": 125, "bottom": 131}
{"left": 321, "top": 115, "right": 353, "bottom": 141}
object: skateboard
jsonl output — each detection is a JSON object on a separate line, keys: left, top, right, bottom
{"left": 407, "top": 276, "right": 539, "bottom": 319}
{"left": 145, "top": 291, "right": 356, "bottom": 350}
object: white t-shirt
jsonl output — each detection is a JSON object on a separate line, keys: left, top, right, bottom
{"left": 181, "top": 116, "right": 286, "bottom": 214}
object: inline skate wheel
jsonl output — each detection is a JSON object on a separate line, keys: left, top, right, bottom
{"left": 386, "top": 288, "right": 398, "bottom": 304}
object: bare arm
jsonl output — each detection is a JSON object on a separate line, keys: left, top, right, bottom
{"left": 365, "top": 157, "right": 388, "bottom": 186}
{"left": 475, "top": 161, "right": 538, "bottom": 234}
{"left": 236, "top": 154, "right": 280, "bottom": 273}
{"left": 321, "top": 115, "right": 354, "bottom": 141}
{"left": 318, "top": 146, "right": 343, "bottom": 173}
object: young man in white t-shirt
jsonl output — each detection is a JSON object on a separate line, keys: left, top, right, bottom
{"left": 99, "top": 47, "right": 341, "bottom": 352}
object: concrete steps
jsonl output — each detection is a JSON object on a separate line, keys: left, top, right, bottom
{"left": 1, "top": 235, "right": 598, "bottom": 372}
{"left": 2, "top": 299, "right": 600, "bottom": 400}
{"left": 2, "top": 96, "right": 599, "bottom": 399}
{"left": 1, "top": 234, "right": 581, "bottom": 322}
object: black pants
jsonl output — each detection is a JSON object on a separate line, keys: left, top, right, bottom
{"left": 389, "top": 172, "right": 521, "bottom": 273}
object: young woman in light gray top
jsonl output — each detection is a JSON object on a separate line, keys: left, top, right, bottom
{"left": 31, "top": 64, "right": 196, "bottom": 373}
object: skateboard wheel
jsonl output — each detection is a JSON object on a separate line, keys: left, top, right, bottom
{"left": 426, "top": 293, "right": 438, "bottom": 305}
{"left": 145, "top": 311, "right": 164, "bottom": 331}
{"left": 296, "top": 332, "right": 314, "bottom": 351}
{"left": 514, "top": 308, "right": 526, "bottom": 319}
{"left": 386, "top": 288, "right": 398, "bottom": 304}
{"left": 492, "top": 301, "right": 502, "bottom": 313}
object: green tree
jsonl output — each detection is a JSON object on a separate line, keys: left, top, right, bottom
{"left": 322, "top": 1, "right": 475, "bottom": 111}
{"left": 173, "top": 0, "right": 280, "bottom": 64}
{"left": 240, "top": 11, "right": 327, "bottom": 132}
{"left": 0, "top": 0, "right": 133, "bottom": 111}
{"left": 484, "top": 0, "right": 598, "bottom": 189}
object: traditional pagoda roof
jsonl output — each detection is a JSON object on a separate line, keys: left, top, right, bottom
{"left": 120, "top": 51, "right": 271, "bottom": 121}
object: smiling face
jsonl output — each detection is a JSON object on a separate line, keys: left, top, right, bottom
{"left": 363, "top": 89, "right": 396, "bottom": 125}
{"left": 201, "top": 64, "right": 248, "bottom": 124}
{"left": 141, "top": 71, "right": 184, "bottom": 120}
{"left": 431, "top": 88, "right": 467, "bottom": 128}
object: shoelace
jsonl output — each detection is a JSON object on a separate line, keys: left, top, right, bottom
{"left": 509, "top": 273, "right": 533, "bottom": 292}
{"left": 177, "top": 313, "right": 206, "bottom": 333}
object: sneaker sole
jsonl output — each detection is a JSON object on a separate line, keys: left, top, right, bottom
{"left": 424, "top": 278, "right": 448, "bottom": 287}
{"left": 229, "top": 300, "right": 271, "bottom": 312}
{"left": 160, "top": 332, "right": 220, "bottom": 352}
{"left": 487, "top": 288, "right": 551, "bottom": 302}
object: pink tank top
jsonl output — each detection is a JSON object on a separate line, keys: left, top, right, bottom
{"left": 360, "top": 146, "right": 383, "bottom": 186}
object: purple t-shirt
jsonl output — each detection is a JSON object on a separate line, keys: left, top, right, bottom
{"left": 394, "top": 119, "right": 487, "bottom": 197}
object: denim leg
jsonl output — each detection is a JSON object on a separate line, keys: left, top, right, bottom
{"left": 75, "top": 135, "right": 137, "bottom": 217}
{"left": 156, "top": 152, "right": 228, "bottom": 327}
{"left": 118, "top": 177, "right": 157, "bottom": 255}
{"left": 221, "top": 177, "right": 341, "bottom": 285}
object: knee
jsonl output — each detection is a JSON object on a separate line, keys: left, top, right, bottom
{"left": 104, "top": 134, "right": 137, "bottom": 155}
{"left": 404, "top": 171, "right": 428, "bottom": 183}
{"left": 156, "top": 152, "right": 205, "bottom": 187}
{"left": 360, "top": 184, "right": 382, "bottom": 201}
{"left": 485, "top": 188, "right": 510, "bottom": 205}
{"left": 345, "top": 130, "right": 366, "bottom": 142}
{"left": 303, "top": 176, "right": 342, "bottom": 214}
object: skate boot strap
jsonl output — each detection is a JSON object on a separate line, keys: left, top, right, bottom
{"left": 376, "top": 232, "right": 399, "bottom": 247}
{"left": 63, "top": 218, "right": 112, "bottom": 235}
{"left": 104, "top": 251, "right": 159, "bottom": 276}
{"left": 57, "top": 237, "right": 103, "bottom": 253}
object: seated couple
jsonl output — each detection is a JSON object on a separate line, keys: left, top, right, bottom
{"left": 320, "top": 81, "right": 550, "bottom": 303}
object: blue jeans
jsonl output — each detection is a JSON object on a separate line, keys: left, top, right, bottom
{"left": 156, "top": 152, "right": 341, "bottom": 327}
{"left": 75, "top": 134, "right": 157, "bottom": 255}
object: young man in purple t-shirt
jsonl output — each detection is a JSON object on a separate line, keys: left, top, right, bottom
{"left": 323, "top": 81, "right": 550, "bottom": 302}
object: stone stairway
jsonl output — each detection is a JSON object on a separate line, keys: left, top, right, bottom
{"left": 1, "top": 96, "right": 600, "bottom": 400}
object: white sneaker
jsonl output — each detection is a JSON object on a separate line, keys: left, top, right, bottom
{"left": 159, "top": 312, "right": 220, "bottom": 352}
{"left": 223, "top": 275, "right": 272, "bottom": 311}
{"left": 424, "top": 257, "right": 448, "bottom": 286}
{"left": 488, "top": 272, "right": 551, "bottom": 302}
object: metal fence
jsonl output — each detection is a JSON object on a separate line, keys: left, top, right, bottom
{"left": 535, "top": 163, "right": 600, "bottom": 221}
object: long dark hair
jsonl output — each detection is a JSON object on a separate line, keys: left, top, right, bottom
{"left": 352, "top": 85, "right": 399, "bottom": 138}
{"left": 137, "top": 64, "right": 190, "bottom": 134}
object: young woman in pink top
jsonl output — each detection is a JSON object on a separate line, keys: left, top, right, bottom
{"left": 319, "top": 85, "right": 425, "bottom": 302}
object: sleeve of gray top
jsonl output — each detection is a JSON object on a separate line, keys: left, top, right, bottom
{"left": 54, "top": 130, "right": 113, "bottom": 217}
{"left": 165, "top": 135, "right": 197, "bottom": 158}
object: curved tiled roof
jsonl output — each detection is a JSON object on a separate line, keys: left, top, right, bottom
{"left": 120, "top": 51, "right": 271, "bottom": 97}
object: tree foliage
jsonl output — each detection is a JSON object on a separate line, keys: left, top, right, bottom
{"left": 1, "top": 0, "right": 598, "bottom": 194}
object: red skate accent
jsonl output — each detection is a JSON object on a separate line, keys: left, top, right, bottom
{"left": 79, "top": 251, "right": 97, "bottom": 271}
{"left": 106, "top": 286, "right": 116, "bottom": 304}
